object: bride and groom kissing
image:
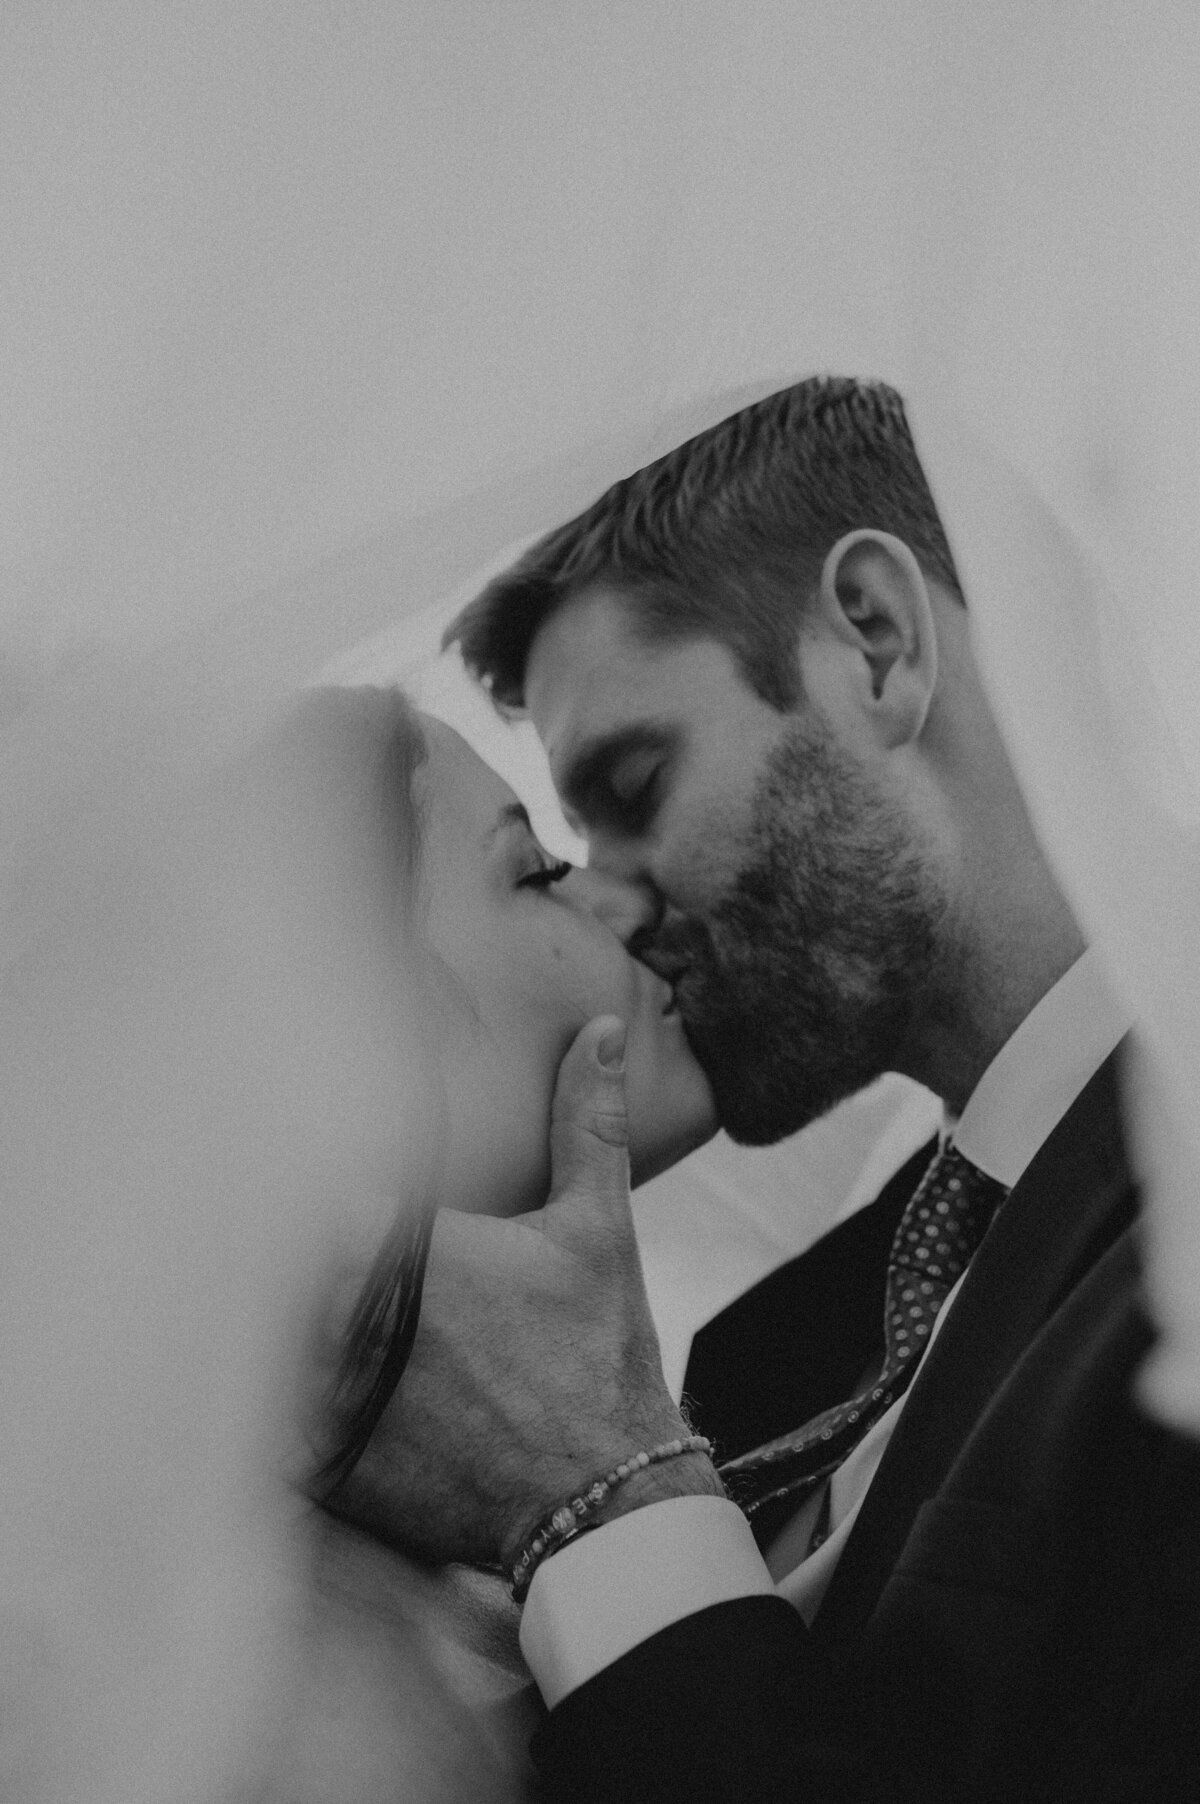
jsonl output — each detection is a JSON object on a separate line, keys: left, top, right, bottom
{"left": 313, "top": 374, "right": 1198, "bottom": 1802}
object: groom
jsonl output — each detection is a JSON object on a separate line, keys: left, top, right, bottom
{"left": 360, "top": 379, "right": 1200, "bottom": 1800}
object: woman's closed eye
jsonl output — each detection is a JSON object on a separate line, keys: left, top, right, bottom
{"left": 517, "top": 855, "right": 572, "bottom": 892}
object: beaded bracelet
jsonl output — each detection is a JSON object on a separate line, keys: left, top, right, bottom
{"left": 509, "top": 1434, "right": 714, "bottom": 1604}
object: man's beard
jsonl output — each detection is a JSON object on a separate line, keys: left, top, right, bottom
{"left": 665, "top": 722, "right": 944, "bottom": 1145}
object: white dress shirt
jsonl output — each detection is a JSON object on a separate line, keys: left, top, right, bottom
{"left": 521, "top": 951, "right": 1128, "bottom": 1707}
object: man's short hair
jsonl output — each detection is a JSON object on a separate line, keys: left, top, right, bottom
{"left": 446, "top": 376, "right": 961, "bottom": 712}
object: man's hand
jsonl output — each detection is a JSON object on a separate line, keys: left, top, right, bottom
{"left": 332, "top": 1016, "right": 721, "bottom": 1570}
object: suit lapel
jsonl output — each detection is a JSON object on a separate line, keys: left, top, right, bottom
{"left": 813, "top": 1045, "right": 1136, "bottom": 1642}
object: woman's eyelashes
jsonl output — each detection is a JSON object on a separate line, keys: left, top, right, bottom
{"left": 517, "top": 855, "right": 573, "bottom": 892}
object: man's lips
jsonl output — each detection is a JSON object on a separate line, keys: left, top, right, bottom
{"left": 634, "top": 946, "right": 692, "bottom": 985}
{"left": 630, "top": 923, "right": 711, "bottom": 1019}
{"left": 632, "top": 943, "right": 699, "bottom": 1018}
{"left": 648, "top": 965, "right": 691, "bottom": 1019}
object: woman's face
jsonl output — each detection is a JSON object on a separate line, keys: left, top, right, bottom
{"left": 414, "top": 716, "right": 717, "bottom": 1213}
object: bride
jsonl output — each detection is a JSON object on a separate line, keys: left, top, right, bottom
{"left": 0, "top": 673, "right": 713, "bottom": 1802}
{"left": 266, "top": 682, "right": 718, "bottom": 1801}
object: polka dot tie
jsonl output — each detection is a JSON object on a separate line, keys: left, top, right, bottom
{"left": 718, "top": 1142, "right": 1010, "bottom": 1527}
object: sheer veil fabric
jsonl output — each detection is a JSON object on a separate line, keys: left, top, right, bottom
{"left": 901, "top": 0, "right": 1200, "bottom": 1426}
{"left": 2, "top": 4, "right": 1198, "bottom": 1798}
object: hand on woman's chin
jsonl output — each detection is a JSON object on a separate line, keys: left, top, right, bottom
{"left": 436, "top": 1039, "right": 718, "bottom": 1215}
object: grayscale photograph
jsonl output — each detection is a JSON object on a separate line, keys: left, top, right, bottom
{"left": 2, "top": 4, "right": 1198, "bottom": 1799}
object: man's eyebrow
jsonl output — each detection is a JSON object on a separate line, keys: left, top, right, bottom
{"left": 558, "top": 724, "right": 674, "bottom": 816}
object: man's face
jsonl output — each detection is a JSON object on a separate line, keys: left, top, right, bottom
{"left": 525, "top": 586, "right": 944, "bottom": 1143}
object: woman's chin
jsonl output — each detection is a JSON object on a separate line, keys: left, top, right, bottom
{"left": 629, "top": 1111, "right": 719, "bottom": 1189}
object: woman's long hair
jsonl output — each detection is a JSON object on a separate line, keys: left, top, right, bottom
{"left": 314, "top": 1189, "right": 436, "bottom": 1499}
{"left": 264, "top": 684, "right": 442, "bottom": 1502}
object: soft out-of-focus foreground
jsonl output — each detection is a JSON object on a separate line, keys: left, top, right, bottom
{"left": 1, "top": 674, "right": 432, "bottom": 1798}
{"left": 3, "top": 3, "right": 1198, "bottom": 1798}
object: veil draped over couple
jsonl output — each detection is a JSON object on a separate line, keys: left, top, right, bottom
{"left": 6, "top": 18, "right": 1200, "bottom": 1795}
{"left": 10, "top": 374, "right": 1195, "bottom": 1800}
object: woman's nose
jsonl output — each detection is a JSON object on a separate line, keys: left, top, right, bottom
{"left": 565, "top": 867, "right": 661, "bottom": 947}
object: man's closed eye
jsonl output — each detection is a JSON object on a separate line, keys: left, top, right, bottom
{"left": 598, "top": 753, "right": 664, "bottom": 832}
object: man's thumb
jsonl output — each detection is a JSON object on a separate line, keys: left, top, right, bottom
{"left": 547, "top": 1015, "right": 630, "bottom": 1218}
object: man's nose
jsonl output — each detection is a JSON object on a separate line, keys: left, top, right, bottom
{"left": 567, "top": 866, "right": 661, "bottom": 948}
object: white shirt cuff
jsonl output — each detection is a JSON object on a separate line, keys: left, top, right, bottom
{"left": 518, "top": 1494, "right": 775, "bottom": 1708}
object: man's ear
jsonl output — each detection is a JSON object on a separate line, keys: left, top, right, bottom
{"left": 814, "top": 529, "right": 938, "bottom": 748}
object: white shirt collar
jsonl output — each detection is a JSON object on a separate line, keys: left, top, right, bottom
{"left": 949, "top": 948, "right": 1129, "bottom": 1189}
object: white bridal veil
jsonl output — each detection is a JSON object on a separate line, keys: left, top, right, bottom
{"left": 2, "top": 3, "right": 1198, "bottom": 1797}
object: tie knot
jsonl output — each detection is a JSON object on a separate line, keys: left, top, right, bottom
{"left": 889, "top": 1142, "right": 1009, "bottom": 1288}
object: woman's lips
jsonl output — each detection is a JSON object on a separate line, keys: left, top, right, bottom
{"left": 640, "top": 965, "right": 680, "bottom": 1017}
{"left": 659, "top": 972, "right": 685, "bottom": 1017}
{"left": 629, "top": 940, "right": 691, "bottom": 1019}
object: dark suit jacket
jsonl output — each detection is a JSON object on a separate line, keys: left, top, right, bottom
{"left": 532, "top": 1050, "right": 1200, "bottom": 1801}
